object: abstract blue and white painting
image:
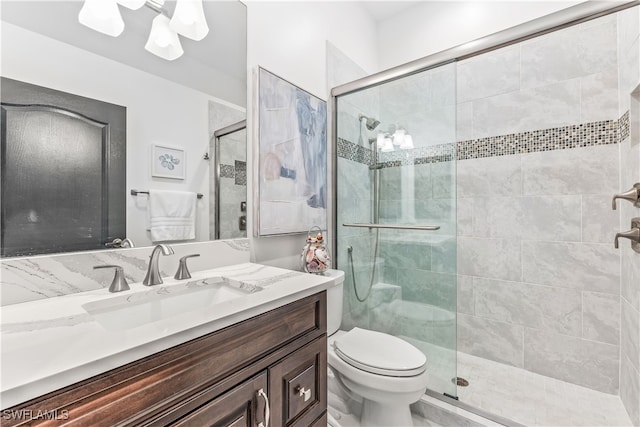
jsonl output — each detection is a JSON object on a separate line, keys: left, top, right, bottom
{"left": 257, "top": 68, "right": 327, "bottom": 236}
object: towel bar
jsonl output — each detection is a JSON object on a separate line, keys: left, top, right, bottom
{"left": 130, "top": 189, "right": 203, "bottom": 199}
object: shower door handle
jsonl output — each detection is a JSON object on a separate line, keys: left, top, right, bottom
{"left": 342, "top": 223, "right": 440, "bottom": 231}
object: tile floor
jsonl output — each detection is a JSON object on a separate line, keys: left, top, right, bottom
{"left": 456, "top": 351, "right": 633, "bottom": 427}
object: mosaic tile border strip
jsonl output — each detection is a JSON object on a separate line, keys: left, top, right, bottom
{"left": 220, "top": 164, "right": 235, "bottom": 178}
{"left": 457, "top": 119, "right": 618, "bottom": 160}
{"left": 337, "top": 137, "right": 373, "bottom": 165}
{"left": 337, "top": 116, "right": 625, "bottom": 165}
{"left": 619, "top": 110, "right": 630, "bottom": 141}
{"left": 234, "top": 160, "right": 247, "bottom": 186}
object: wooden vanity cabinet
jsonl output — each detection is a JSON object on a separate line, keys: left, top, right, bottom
{"left": 2, "top": 292, "right": 327, "bottom": 427}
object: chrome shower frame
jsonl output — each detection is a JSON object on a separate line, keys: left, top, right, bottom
{"left": 329, "top": 0, "right": 639, "bottom": 259}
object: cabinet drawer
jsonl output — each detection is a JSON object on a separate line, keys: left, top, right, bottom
{"left": 171, "top": 372, "right": 268, "bottom": 427}
{"left": 269, "top": 336, "right": 327, "bottom": 427}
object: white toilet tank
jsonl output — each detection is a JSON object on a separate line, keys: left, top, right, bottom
{"left": 323, "top": 269, "right": 345, "bottom": 335}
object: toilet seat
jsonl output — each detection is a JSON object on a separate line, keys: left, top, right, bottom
{"left": 333, "top": 328, "right": 427, "bottom": 377}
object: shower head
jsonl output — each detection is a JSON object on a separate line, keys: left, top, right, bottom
{"left": 358, "top": 114, "right": 380, "bottom": 131}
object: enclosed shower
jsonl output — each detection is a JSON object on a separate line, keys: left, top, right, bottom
{"left": 331, "top": 3, "right": 640, "bottom": 426}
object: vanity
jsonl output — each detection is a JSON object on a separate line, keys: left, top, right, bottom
{"left": 1, "top": 261, "right": 336, "bottom": 426}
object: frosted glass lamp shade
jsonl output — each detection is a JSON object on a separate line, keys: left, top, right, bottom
{"left": 78, "top": 0, "right": 124, "bottom": 37}
{"left": 145, "top": 14, "right": 184, "bottom": 61}
{"left": 116, "top": 0, "right": 146, "bottom": 10}
{"left": 381, "top": 138, "right": 394, "bottom": 152}
{"left": 392, "top": 128, "right": 406, "bottom": 146}
{"left": 169, "top": 0, "right": 209, "bottom": 41}
{"left": 400, "top": 134, "right": 414, "bottom": 150}
{"left": 376, "top": 133, "right": 385, "bottom": 150}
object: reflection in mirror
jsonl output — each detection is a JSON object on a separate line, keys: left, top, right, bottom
{"left": 213, "top": 121, "right": 247, "bottom": 240}
{"left": 0, "top": 0, "right": 247, "bottom": 257}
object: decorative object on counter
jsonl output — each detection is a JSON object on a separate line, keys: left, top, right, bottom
{"left": 256, "top": 67, "right": 327, "bottom": 236}
{"left": 147, "top": 190, "right": 196, "bottom": 242}
{"left": 301, "top": 226, "right": 330, "bottom": 274}
{"left": 151, "top": 144, "right": 186, "bottom": 179}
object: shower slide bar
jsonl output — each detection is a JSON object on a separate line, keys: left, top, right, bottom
{"left": 342, "top": 223, "right": 440, "bottom": 231}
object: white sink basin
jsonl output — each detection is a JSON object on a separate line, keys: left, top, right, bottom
{"left": 82, "top": 277, "right": 262, "bottom": 331}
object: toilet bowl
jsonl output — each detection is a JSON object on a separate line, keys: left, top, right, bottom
{"left": 324, "top": 270, "right": 429, "bottom": 427}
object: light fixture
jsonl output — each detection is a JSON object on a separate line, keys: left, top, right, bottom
{"left": 117, "top": 0, "right": 146, "bottom": 10}
{"left": 170, "top": 0, "right": 210, "bottom": 41}
{"left": 392, "top": 128, "right": 406, "bottom": 146}
{"left": 381, "top": 137, "right": 394, "bottom": 152}
{"left": 145, "top": 14, "right": 184, "bottom": 61}
{"left": 78, "top": 0, "right": 124, "bottom": 37}
{"left": 376, "top": 133, "right": 386, "bottom": 150}
{"left": 78, "top": 0, "right": 209, "bottom": 61}
{"left": 400, "top": 134, "right": 414, "bottom": 150}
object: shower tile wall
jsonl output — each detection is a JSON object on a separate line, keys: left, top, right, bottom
{"left": 618, "top": 7, "right": 640, "bottom": 427}
{"left": 218, "top": 128, "right": 247, "bottom": 240}
{"left": 456, "top": 13, "right": 623, "bottom": 394}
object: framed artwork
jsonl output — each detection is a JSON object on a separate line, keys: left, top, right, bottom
{"left": 255, "top": 67, "right": 327, "bottom": 236}
{"left": 151, "top": 144, "right": 185, "bottom": 180}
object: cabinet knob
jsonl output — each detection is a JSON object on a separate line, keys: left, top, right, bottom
{"left": 295, "top": 385, "right": 311, "bottom": 402}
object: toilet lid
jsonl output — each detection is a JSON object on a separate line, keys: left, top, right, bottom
{"left": 334, "top": 328, "right": 427, "bottom": 377}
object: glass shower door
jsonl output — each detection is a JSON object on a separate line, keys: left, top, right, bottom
{"left": 335, "top": 62, "right": 457, "bottom": 398}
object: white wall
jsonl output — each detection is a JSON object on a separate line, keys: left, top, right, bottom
{"left": 1, "top": 22, "right": 244, "bottom": 247}
{"left": 245, "top": 1, "right": 379, "bottom": 268}
{"left": 376, "top": 1, "right": 584, "bottom": 71}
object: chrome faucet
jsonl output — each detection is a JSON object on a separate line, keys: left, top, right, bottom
{"left": 143, "top": 244, "right": 174, "bottom": 286}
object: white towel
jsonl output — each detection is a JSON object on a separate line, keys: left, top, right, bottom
{"left": 147, "top": 190, "right": 196, "bottom": 242}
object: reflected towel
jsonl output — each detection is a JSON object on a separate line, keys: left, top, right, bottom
{"left": 148, "top": 190, "right": 196, "bottom": 242}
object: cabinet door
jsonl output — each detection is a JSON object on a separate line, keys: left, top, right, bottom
{"left": 269, "top": 336, "right": 327, "bottom": 427}
{"left": 172, "top": 372, "right": 270, "bottom": 427}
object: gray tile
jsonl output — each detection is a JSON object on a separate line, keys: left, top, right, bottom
{"left": 581, "top": 67, "right": 619, "bottom": 123}
{"left": 582, "top": 194, "right": 622, "bottom": 244}
{"left": 457, "top": 155, "right": 521, "bottom": 198}
{"left": 431, "top": 161, "right": 455, "bottom": 199}
{"left": 380, "top": 239, "right": 431, "bottom": 271}
{"left": 456, "top": 198, "right": 473, "bottom": 237}
{"left": 520, "top": 15, "right": 616, "bottom": 89}
{"left": 432, "top": 236, "right": 456, "bottom": 274}
{"left": 410, "top": 400, "right": 485, "bottom": 427}
{"left": 521, "top": 196, "right": 582, "bottom": 241}
{"left": 456, "top": 102, "right": 473, "bottom": 141}
{"left": 522, "top": 144, "right": 620, "bottom": 196}
{"left": 622, "top": 245, "right": 640, "bottom": 312}
{"left": 457, "top": 46, "right": 520, "bottom": 103}
{"left": 472, "top": 79, "right": 580, "bottom": 138}
{"left": 458, "top": 313, "right": 524, "bottom": 368}
{"left": 457, "top": 275, "right": 474, "bottom": 315}
{"left": 524, "top": 328, "right": 620, "bottom": 394}
{"left": 414, "top": 163, "right": 433, "bottom": 200}
{"left": 583, "top": 291, "right": 621, "bottom": 345}
{"left": 458, "top": 237, "right": 521, "bottom": 282}
{"left": 474, "top": 277, "right": 582, "bottom": 336}
{"left": 472, "top": 197, "right": 523, "bottom": 238}
{"left": 622, "top": 298, "right": 640, "bottom": 373}
{"left": 620, "top": 354, "right": 640, "bottom": 427}
{"left": 522, "top": 241, "right": 620, "bottom": 294}
{"left": 396, "top": 268, "right": 457, "bottom": 312}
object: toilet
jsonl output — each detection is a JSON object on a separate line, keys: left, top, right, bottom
{"left": 324, "top": 270, "right": 429, "bottom": 427}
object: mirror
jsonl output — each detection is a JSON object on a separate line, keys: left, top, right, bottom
{"left": 0, "top": 0, "right": 247, "bottom": 257}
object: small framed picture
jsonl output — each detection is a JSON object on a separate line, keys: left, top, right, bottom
{"left": 151, "top": 144, "right": 185, "bottom": 180}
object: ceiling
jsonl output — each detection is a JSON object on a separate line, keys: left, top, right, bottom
{"left": 1, "top": 0, "right": 248, "bottom": 106}
{"left": 359, "top": 1, "right": 423, "bottom": 22}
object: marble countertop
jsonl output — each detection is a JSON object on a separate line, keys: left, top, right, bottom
{"left": 0, "top": 263, "right": 340, "bottom": 409}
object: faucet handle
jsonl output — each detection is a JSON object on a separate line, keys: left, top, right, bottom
{"left": 614, "top": 218, "right": 640, "bottom": 253}
{"left": 174, "top": 254, "right": 200, "bottom": 280}
{"left": 612, "top": 183, "right": 640, "bottom": 210}
{"left": 94, "top": 265, "right": 130, "bottom": 293}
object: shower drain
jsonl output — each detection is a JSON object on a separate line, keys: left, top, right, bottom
{"left": 452, "top": 377, "right": 469, "bottom": 387}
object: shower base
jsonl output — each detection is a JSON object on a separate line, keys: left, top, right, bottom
{"left": 453, "top": 351, "right": 633, "bottom": 427}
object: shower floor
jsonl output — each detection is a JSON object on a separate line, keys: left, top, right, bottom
{"left": 455, "top": 351, "right": 633, "bottom": 426}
